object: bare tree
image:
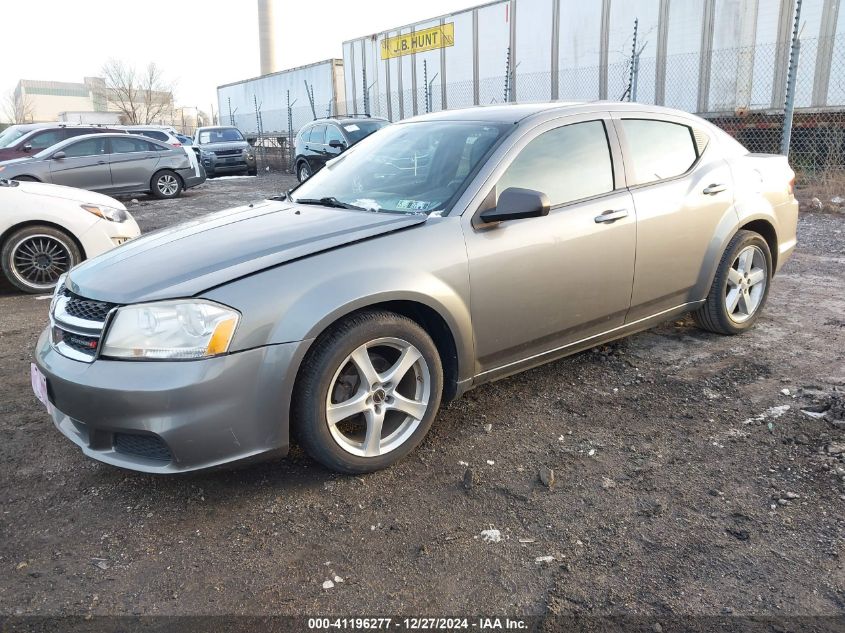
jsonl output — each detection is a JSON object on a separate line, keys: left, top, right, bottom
{"left": 101, "top": 59, "right": 175, "bottom": 124}
{"left": 2, "top": 89, "right": 34, "bottom": 124}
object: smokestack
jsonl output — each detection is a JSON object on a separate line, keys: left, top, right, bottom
{"left": 258, "top": 0, "right": 279, "bottom": 75}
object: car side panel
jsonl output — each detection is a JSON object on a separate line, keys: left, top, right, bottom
{"left": 49, "top": 155, "right": 113, "bottom": 192}
{"left": 202, "top": 218, "right": 476, "bottom": 386}
{"left": 109, "top": 150, "right": 161, "bottom": 191}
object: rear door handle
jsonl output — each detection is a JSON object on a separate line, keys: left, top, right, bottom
{"left": 97, "top": 160, "right": 106, "bottom": 165}
{"left": 703, "top": 183, "right": 727, "bottom": 195}
{"left": 594, "top": 209, "right": 629, "bottom": 224}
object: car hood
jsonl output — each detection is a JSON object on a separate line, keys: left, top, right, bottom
{"left": 15, "top": 180, "right": 126, "bottom": 209}
{"left": 66, "top": 200, "right": 427, "bottom": 304}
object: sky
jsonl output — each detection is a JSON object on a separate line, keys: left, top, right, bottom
{"left": 1, "top": 0, "right": 482, "bottom": 114}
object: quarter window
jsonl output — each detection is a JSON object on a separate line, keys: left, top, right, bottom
{"left": 497, "top": 120, "right": 614, "bottom": 207}
{"left": 620, "top": 119, "right": 698, "bottom": 185}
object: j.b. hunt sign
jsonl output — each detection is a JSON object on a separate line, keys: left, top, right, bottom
{"left": 380, "top": 23, "right": 455, "bottom": 59}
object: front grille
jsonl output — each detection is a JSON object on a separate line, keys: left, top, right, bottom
{"left": 213, "top": 149, "right": 242, "bottom": 157}
{"left": 114, "top": 433, "right": 172, "bottom": 462}
{"left": 60, "top": 288, "right": 115, "bottom": 323}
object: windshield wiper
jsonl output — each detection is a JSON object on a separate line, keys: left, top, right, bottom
{"left": 293, "top": 196, "right": 364, "bottom": 211}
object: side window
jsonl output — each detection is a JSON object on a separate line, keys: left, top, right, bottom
{"left": 497, "top": 120, "right": 614, "bottom": 207}
{"left": 112, "top": 137, "right": 155, "bottom": 154}
{"left": 146, "top": 131, "right": 169, "bottom": 142}
{"left": 620, "top": 119, "right": 698, "bottom": 185}
{"left": 28, "top": 130, "right": 65, "bottom": 150}
{"left": 325, "top": 125, "right": 345, "bottom": 146}
{"left": 309, "top": 125, "right": 326, "bottom": 145}
{"left": 62, "top": 138, "right": 107, "bottom": 158}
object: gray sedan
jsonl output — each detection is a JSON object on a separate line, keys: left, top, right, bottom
{"left": 0, "top": 133, "right": 205, "bottom": 198}
{"left": 33, "top": 102, "right": 798, "bottom": 475}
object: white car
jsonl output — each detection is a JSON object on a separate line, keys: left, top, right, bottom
{"left": 0, "top": 179, "right": 140, "bottom": 293}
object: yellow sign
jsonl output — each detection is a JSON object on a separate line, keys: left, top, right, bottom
{"left": 380, "top": 23, "right": 455, "bottom": 60}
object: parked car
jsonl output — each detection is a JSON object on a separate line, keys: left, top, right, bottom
{"left": 0, "top": 124, "right": 125, "bottom": 162}
{"left": 1, "top": 178, "right": 139, "bottom": 293}
{"left": 294, "top": 115, "right": 388, "bottom": 182}
{"left": 124, "top": 126, "right": 183, "bottom": 147}
{"left": 0, "top": 133, "right": 205, "bottom": 198}
{"left": 0, "top": 123, "right": 55, "bottom": 148}
{"left": 193, "top": 126, "right": 256, "bottom": 177}
{"left": 174, "top": 133, "right": 192, "bottom": 146}
{"left": 33, "top": 102, "right": 797, "bottom": 475}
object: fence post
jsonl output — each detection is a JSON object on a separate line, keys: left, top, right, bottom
{"left": 780, "top": 0, "right": 802, "bottom": 156}
{"left": 304, "top": 81, "right": 317, "bottom": 120}
{"left": 423, "top": 60, "right": 429, "bottom": 113}
{"left": 286, "top": 90, "right": 296, "bottom": 174}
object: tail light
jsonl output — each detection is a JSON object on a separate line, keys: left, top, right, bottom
{"left": 171, "top": 142, "right": 182, "bottom": 148}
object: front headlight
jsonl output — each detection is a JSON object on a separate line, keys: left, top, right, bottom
{"left": 101, "top": 300, "right": 239, "bottom": 360}
{"left": 81, "top": 204, "right": 129, "bottom": 223}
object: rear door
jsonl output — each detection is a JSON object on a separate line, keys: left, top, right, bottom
{"left": 48, "top": 137, "right": 111, "bottom": 191}
{"left": 108, "top": 136, "right": 161, "bottom": 191}
{"left": 306, "top": 124, "right": 327, "bottom": 170}
{"left": 612, "top": 114, "right": 737, "bottom": 321}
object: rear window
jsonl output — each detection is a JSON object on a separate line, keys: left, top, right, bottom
{"left": 621, "top": 119, "right": 698, "bottom": 185}
{"left": 343, "top": 120, "right": 387, "bottom": 143}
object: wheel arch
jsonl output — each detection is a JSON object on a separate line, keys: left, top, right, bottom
{"left": 293, "top": 298, "right": 463, "bottom": 404}
{"left": 0, "top": 219, "right": 87, "bottom": 260}
{"left": 737, "top": 218, "right": 778, "bottom": 273}
{"left": 149, "top": 168, "right": 183, "bottom": 192}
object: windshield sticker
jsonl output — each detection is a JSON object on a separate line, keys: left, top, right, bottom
{"left": 344, "top": 124, "right": 360, "bottom": 132}
{"left": 396, "top": 199, "right": 435, "bottom": 211}
{"left": 352, "top": 198, "right": 381, "bottom": 211}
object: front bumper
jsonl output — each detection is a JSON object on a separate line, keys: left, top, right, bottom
{"left": 35, "top": 329, "right": 309, "bottom": 473}
{"left": 202, "top": 154, "right": 256, "bottom": 176}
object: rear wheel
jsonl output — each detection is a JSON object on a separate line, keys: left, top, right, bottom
{"left": 693, "top": 230, "right": 772, "bottom": 335}
{"left": 293, "top": 311, "right": 443, "bottom": 474}
{"left": 1, "top": 225, "right": 81, "bottom": 294}
{"left": 297, "top": 161, "right": 311, "bottom": 182}
{"left": 151, "top": 170, "right": 183, "bottom": 199}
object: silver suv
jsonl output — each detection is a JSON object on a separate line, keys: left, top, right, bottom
{"left": 33, "top": 102, "right": 797, "bottom": 475}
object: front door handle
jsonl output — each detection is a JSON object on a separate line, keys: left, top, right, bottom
{"left": 97, "top": 160, "right": 106, "bottom": 165}
{"left": 594, "top": 209, "right": 629, "bottom": 224}
{"left": 703, "top": 183, "right": 727, "bottom": 195}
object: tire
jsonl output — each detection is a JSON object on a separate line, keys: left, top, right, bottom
{"left": 292, "top": 310, "right": 444, "bottom": 474}
{"left": 150, "top": 170, "right": 183, "bottom": 199}
{"left": 1, "top": 225, "right": 82, "bottom": 294}
{"left": 693, "top": 230, "right": 772, "bottom": 335}
{"left": 297, "top": 161, "right": 311, "bottom": 182}
{"left": 11, "top": 176, "right": 38, "bottom": 182}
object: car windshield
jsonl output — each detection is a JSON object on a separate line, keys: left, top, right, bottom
{"left": 341, "top": 119, "right": 388, "bottom": 143}
{"left": 291, "top": 121, "right": 508, "bottom": 214}
{"left": 0, "top": 127, "right": 27, "bottom": 148}
{"left": 199, "top": 128, "right": 244, "bottom": 144}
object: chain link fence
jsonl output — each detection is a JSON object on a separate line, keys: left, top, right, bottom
{"left": 237, "top": 35, "right": 843, "bottom": 193}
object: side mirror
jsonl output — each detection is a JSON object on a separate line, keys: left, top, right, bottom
{"left": 328, "top": 139, "right": 346, "bottom": 150}
{"left": 52, "top": 151, "right": 66, "bottom": 160}
{"left": 23, "top": 144, "right": 32, "bottom": 152}
{"left": 479, "top": 187, "right": 551, "bottom": 224}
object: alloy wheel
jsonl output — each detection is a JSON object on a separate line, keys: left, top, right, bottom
{"left": 10, "top": 234, "right": 72, "bottom": 291}
{"left": 725, "top": 245, "right": 767, "bottom": 323}
{"left": 299, "top": 164, "right": 310, "bottom": 181}
{"left": 325, "top": 337, "right": 431, "bottom": 458}
{"left": 157, "top": 174, "right": 179, "bottom": 196}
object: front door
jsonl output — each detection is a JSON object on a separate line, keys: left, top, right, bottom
{"left": 462, "top": 117, "right": 637, "bottom": 377}
{"left": 48, "top": 137, "right": 111, "bottom": 191}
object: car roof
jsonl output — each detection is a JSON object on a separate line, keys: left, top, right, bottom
{"left": 39, "top": 133, "right": 174, "bottom": 153}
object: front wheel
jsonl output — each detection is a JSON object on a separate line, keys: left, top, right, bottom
{"left": 693, "top": 230, "right": 772, "bottom": 335}
{"left": 293, "top": 311, "right": 443, "bottom": 474}
{"left": 151, "top": 170, "right": 183, "bottom": 199}
{"left": 1, "top": 225, "right": 82, "bottom": 293}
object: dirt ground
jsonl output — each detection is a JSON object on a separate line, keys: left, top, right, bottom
{"left": 0, "top": 172, "right": 843, "bottom": 626}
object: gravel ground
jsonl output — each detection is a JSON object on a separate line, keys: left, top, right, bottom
{"left": 0, "top": 173, "right": 843, "bottom": 625}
